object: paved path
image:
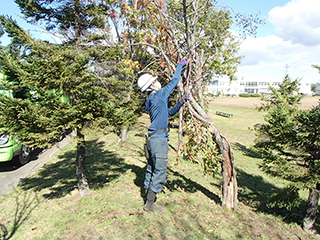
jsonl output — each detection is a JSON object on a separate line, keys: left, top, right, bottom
{"left": 0, "top": 134, "right": 73, "bottom": 196}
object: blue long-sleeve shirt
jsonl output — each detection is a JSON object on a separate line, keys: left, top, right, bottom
{"left": 145, "top": 64, "right": 184, "bottom": 138}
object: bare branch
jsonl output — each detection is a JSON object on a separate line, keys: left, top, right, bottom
{"left": 138, "top": 60, "right": 159, "bottom": 74}
{"left": 187, "top": 94, "right": 211, "bottom": 123}
{"left": 187, "top": 101, "right": 210, "bottom": 124}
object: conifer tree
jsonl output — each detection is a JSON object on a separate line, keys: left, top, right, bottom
{"left": 13, "top": 0, "right": 146, "bottom": 143}
{"left": 296, "top": 103, "right": 320, "bottom": 232}
{"left": 1, "top": 0, "right": 145, "bottom": 196}
{"left": 0, "top": 15, "right": 138, "bottom": 196}
{"left": 254, "top": 75, "right": 320, "bottom": 233}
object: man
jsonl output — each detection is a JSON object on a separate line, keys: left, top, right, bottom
{"left": 137, "top": 59, "right": 188, "bottom": 212}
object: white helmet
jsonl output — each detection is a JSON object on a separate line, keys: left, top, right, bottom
{"left": 137, "top": 73, "right": 157, "bottom": 92}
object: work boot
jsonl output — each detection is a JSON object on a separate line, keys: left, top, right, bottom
{"left": 144, "top": 189, "right": 164, "bottom": 207}
{"left": 144, "top": 190, "right": 164, "bottom": 212}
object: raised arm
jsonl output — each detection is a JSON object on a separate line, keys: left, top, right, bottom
{"left": 158, "top": 59, "right": 187, "bottom": 99}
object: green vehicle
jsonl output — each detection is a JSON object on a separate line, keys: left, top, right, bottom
{"left": 0, "top": 134, "right": 31, "bottom": 166}
{"left": 0, "top": 72, "right": 70, "bottom": 166}
{"left": 0, "top": 72, "right": 31, "bottom": 166}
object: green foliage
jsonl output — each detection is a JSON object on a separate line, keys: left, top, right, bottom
{"left": 0, "top": 15, "right": 33, "bottom": 47}
{"left": 0, "top": 15, "right": 140, "bottom": 148}
{"left": 254, "top": 76, "right": 302, "bottom": 179}
{"left": 0, "top": 94, "right": 71, "bottom": 147}
{"left": 14, "top": 0, "right": 110, "bottom": 41}
{"left": 267, "top": 185, "right": 302, "bottom": 211}
{"left": 239, "top": 93, "right": 261, "bottom": 98}
{"left": 253, "top": 74, "right": 320, "bottom": 193}
{"left": 183, "top": 113, "right": 222, "bottom": 176}
{"left": 255, "top": 76, "right": 302, "bottom": 152}
{"left": 257, "top": 75, "right": 303, "bottom": 112}
{"left": 312, "top": 64, "right": 320, "bottom": 74}
{"left": 294, "top": 103, "right": 320, "bottom": 187}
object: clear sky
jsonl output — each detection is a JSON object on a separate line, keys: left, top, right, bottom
{"left": 0, "top": 0, "right": 319, "bottom": 83}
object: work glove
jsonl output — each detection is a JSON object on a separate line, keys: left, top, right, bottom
{"left": 179, "top": 94, "right": 190, "bottom": 104}
{"left": 179, "top": 58, "right": 187, "bottom": 66}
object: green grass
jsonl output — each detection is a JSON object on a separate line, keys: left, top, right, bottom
{"left": 0, "top": 101, "right": 319, "bottom": 240}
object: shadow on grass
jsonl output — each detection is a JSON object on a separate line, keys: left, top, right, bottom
{"left": 233, "top": 143, "right": 320, "bottom": 227}
{"left": 0, "top": 191, "right": 40, "bottom": 240}
{"left": 233, "top": 141, "right": 307, "bottom": 224}
{"left": 18, "top": 135, "right": 219, "bottom": 207}
{"left": 233, "top": 142, "right": 262, "bottom": 159}
{"left": 165, "top": 167, "right": 221, "bottom": 205}
{"left": 19, "top": 139, "right": 130, "bottom": 199}
{"left": 234, "top": 141, "right": 320, "bottom": 229}
{"left": 237, "top": 169, "right": 313, "bottom": 226}
{"left": 235, "top": 141, "right": 320, "bottom": 231}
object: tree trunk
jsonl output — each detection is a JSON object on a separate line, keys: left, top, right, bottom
{"left": 219, "top": 131, "right": 238, "bottom": 210}
{"left": 119, "top": 128, "right": 128, "bottom": 144}
{"left": 76, "top": 128, "right": 91, "bottom": 196}
{"left": 185, "top": 95, "right": 238, "bottom": 210}
{"left": 303, "top": 183, "right": 320, "bottom": 233}
{"left": 118, "top": 77, "right": 134, "bottom": 145}
{"left": 208, "top": 123, "right": 238, "bottom": 210}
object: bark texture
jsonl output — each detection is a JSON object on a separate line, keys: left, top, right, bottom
{"left": 303, "top": 183, "right": 320, "bottom": 233}
{"left": 76, "top": 129, "right": 91, "bottom": 196}
{"left": 210, "top": 124, "right": 238, "bottom": 210}
{"left": 119, "top": 128, "right": 128, "bottom": 144}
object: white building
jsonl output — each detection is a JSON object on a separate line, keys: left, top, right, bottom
{"left": 315, "top": 84, "right": 320, "bottom": 96}
{"left": 208, "top": 77, "right": 313, "bottom": 96}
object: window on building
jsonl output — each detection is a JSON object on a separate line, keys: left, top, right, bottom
{"left": 245, "top": 88, "right": 255, "bottom": 93}
{"left": 246, "top": 82, "right": 257, "bottom": 87}
{"left": 211, "top": 80, "right": 219, "bottom": 86}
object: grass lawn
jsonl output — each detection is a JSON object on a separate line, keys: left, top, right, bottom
{"left": 0, "top": 97, "right": 319, "bottom": 240}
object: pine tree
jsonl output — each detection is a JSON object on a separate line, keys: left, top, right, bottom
{"left": 13, "top": 0, "right": 147, "bottom": 143}
{"left": 0, "top": 15, "right": 139, "bottom": 196}
{"left": 254, "top": 75, "right": 320, "bottom": 233}
{"left": 295, "top": 99, "right": 320, "bottom": 233}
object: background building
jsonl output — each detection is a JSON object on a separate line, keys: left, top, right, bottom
{"left": 208, "top": 77, "right": 314, "bottom": 96}
{"left": 315, "top": 84, "right": 320, "bottom": 96}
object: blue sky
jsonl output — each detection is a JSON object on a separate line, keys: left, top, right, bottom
{"left": 224, "top": 0, "right": 320, "bottom": 83}
{"left": 220, "top": 0, "right": 290, "bottom": 37}
{"left": 0, "top": 1, "right": 42, "bottom": 44}
{"left": 1, "top": 0, "right": 319, "bottom": 83}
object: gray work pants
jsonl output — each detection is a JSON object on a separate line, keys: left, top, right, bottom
{"left": 144, "top": 137, "right": 169, "bottom": 193}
